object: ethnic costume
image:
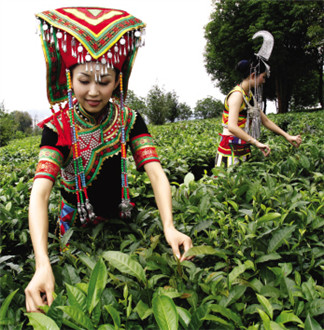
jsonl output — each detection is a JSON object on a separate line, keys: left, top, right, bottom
{"left": 36, "top": 102, "right": 159, "bottom": 235}
{"left": 34, "top": 7, "right": 159, "bottom": 236}
{"left": 215, "top": 86, "right": 252, "bottom": 167}
{"left": 215, "top": 30, "right": 274, "bottom": 168}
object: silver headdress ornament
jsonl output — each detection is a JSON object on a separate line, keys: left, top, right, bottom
{"left": 252, "top": 30, "right": 274, "bottom": 77}
{"left": 244, "top": 30, "right": 274, "bottom": 140}
{"left": 253, "top": 30, "right": 274, "bottom": 61}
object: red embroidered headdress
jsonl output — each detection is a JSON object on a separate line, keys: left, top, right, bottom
{"left": 36, "top": 7, "right": 145, "bottom": 104}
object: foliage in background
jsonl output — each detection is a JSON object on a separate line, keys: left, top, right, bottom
{"left": 0, "top": 110, "right": 323, "bottom": 329}
{"left": 165, "top": 90, "right": 192, "bottom": 123}
{"left": 132, "top": 85, "right": 193, "bottom": 125}
{"left": 125, "top": 90, "right": 147, "bottom": 114}
{"left": 194, "top": 96, "right": 223, "bottom": 119}
{"left": 0, "top": 104, "right": 17, "bottom": 147}
{"left": 0, "top": 102, "right": 39, "bottom": 147}
{"left": 145, "top": 85, "right": 168, "bottom": 125}
{"left": 205, "top": 0, "right": 323, "bottom": 113}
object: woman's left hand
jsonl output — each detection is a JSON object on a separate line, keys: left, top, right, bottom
{"left": 287, "top": 134, "right": 302, "bottom": 148}
{"left": 164, "top": 227, "right": 193, "bottom": 262}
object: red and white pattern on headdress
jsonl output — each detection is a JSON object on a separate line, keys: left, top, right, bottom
{"left": 36, "top": 7, "right": 146, "bottom": 105}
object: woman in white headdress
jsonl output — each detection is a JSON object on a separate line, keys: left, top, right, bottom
{"left": 215, "top": 31, "right": 302, "bottom": 167}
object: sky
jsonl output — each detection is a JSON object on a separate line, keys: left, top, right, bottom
{"left": 0, "top": 0, "right": 229, "bottom": 121}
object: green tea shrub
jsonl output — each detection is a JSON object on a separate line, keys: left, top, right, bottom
{"left": 0, "top": 111, "right": 323, "bottom": 329}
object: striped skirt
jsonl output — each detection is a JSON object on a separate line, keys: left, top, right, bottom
{"left": 215, "top": 134, "right": 251, "bottom": 167}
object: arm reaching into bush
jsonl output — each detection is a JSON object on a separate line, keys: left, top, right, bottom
{"left": 25, "top": 178, "right": 55, "bottom": 312}
{"left": 144, "top": 161, "right": 193, "bottom": 261}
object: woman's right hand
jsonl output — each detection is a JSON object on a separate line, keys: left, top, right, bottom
{"left": 254, "top": 140, "right": 271, "bottom": 157}
{"left": 25, "top": 263, "right": 55, "bottom": 313}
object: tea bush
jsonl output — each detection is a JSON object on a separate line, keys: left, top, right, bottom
{"left": 0, "top": 111, "right": 323, "bottom": 329}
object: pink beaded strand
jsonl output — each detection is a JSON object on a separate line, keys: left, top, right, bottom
{"left": 118, "top": 72, "right": 133, "bottom": 218}
{"left": 66, "top": 69, "right": 95, "bottom": 224}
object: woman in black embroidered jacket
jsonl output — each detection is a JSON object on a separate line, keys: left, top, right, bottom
{"left": 25, "top": 7, "right": 193, "bottom": 313}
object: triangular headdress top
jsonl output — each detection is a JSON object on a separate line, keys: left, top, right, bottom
{"left": 36, "top": 7, "right": 146, "bottom": 104}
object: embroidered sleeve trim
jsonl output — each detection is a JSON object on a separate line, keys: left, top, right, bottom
{"left": 34, "top": 146, "right": 64, "bottom": 182}
{"left": 130, "top": 133, "right": 160, "bottom": 169}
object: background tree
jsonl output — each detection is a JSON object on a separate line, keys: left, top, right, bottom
{"left": 165, "top": 91, "right": 179, "bottom": 123}
{"left": 305, "top": 1, "right": 324, "bottom": 108}
{"left": 194, "top": 96, "right": 223, "bottom": 119}
{"left": 205, "top": 0, "right": 322, "bottom": 113}
{"left": 0, "top": 102, "right": 17, "bottom": 146}
{"left": 177, "top": 103, "right": 192, "bottom": 121}
{"left": 165, "top": 91, "right": 193, "bottom": 122}
{"left": 11, "top": 111, "right": 32, "bottom": 135}
{"left": 145, "top": 85, "right": 168, "bottom": 125}
{"left": 145, "top": 85, "right": 193, "bottom": 124}
{"left": 125, "top": 90, "right": 147, "bottom": 114}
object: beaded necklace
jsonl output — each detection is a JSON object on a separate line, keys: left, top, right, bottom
{"left": 66, "top": 69, "right": 95, "bottom": 224}
{"left": 118, "top": 72, "right": 133, "bottom": 219}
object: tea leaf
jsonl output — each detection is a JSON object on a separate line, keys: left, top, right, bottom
{"left": 176, "top": 306, "right": 191, "bottom": 327}
{"left": 0, "top": 289, "right": 18, "bottom": 320}
{"left": 190, "top": 220, "right": 214, "bottom": 235}
{"left": 60, "top": 229, "right": 74, "bottom": 250}
{"left": 184, "top": 245, "right": 227, "bottom": 259}
{"left": 184, "top": 172, "right": 195, "bottom": 185}
{"left": 269, "top": 321, "right": 286, "bottom": 329}
{"left": 304, "top": 313, "right": 322, "bottom": 330}
{"left": 268, "top": 226, "right": 296, "bottom": 253}
{"left": 135, "top": 300, "right": 152, "bottom": 320}
{"left": 97, "top": 325, "right": 115, "bottom": 330}
{"left": 275, "top": 311, "right": 303, "bottom": 325}
{"left": 25, "top": 312, "right": 60, "bottom": 330}
{"left": 104, "top": 305, "right": 121, "bottom": 329}
{"left": 46, "top": 291, "right": 65, "bottom": 328}
{"left": 282, "top": 277, "right": 296, "bottom": 306}
{"left": 209, "top": 304, "right": 243, "bottom": 326}
{"left": 256, "top": 294, "right": 273, "bottom": 320}
{"left": 78, "top": 253, "right": 96, "bottom": 270}
{"left": 299, "top": 155, "right": 310, "bottom": 169}
{"left": 152, "top": 295, "right": 178, "bottom": 330}
{"left": 5, "top": 202, "right": 12, "bottom": 212}
{"left": 203, "top": 314, "right": 232, "bottom": 327}
{"left": 227, "top": 200, "right": 239, "bottom": 212}
{"left": 220, "top": 286, "right": 247, "bottom": 307}
{"left": 87, "top": 258, "right": 108, "bottom": 315}
{"left": 102, "top": 251, "right": 146, "bottom": 283}
{"left": 257, "top": 213, "right": 281, "bottom": 223}
{"left": 307, "top": 299, "right": 324, "bottom": 317}
{"left": 228, "top": 261, "right": 253, "bottom": 288}
{"left": 66, "top": 283, "right": 87, "bottom": 313}
{"left": 255, "top": 253, "right": 281, "bottom": 264}
{"left": 301, "top": 277, "right": 318, "bottom": 301}
{"left": 187, "top": 305, "right": 209, "bottom": 329}
{"left": 57, "top": 306, "right": 95, "bottom": 330}
{"left": 257, "top": 308, "right": 271, "bottom": 330}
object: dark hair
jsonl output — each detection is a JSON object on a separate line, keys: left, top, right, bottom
{"left": 236, "top": 55, "right": 268, "bottom": 79}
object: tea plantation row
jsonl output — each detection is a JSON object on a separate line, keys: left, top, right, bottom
{"left": 0, "top": 110, "right": 323, "bottom": 329}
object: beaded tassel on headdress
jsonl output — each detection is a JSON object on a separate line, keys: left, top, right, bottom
{"left": 118, "top": 72, "right": 134, "bottom": 219}
{"left": 66, "top": 69, "right": 95, "bottom": 224}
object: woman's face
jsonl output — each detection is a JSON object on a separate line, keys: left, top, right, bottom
{"left": 255, "top": 72, "right": 267, "bottom": 86}
{"left": 71, "top": 64, "right": 119, "bottom": 114}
